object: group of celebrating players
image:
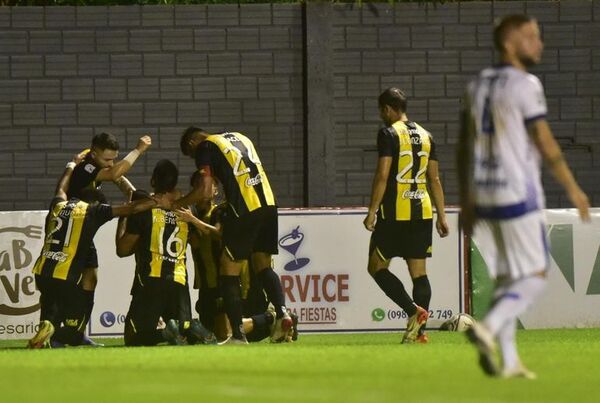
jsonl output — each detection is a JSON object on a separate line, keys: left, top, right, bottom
{"left": 25, "top": 13, "right": 594, "bottom": 380}
{"left": 28, "top": 127, "right": 298, "bottom": 348}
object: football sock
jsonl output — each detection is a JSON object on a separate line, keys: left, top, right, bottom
{"left": 412, "top": 275, "right": 431, "bottom": 334}
{"left": 484, "top": 276, "right": 546, "bottom": 336}
{"left": 221, "top": 275, "right": 244, "bottom": 339}
{"left": 412, "top": 275, "right": 431, "bottom": 310}
{"left": 497, "top": 317, "right": 520, "bottom": 371}
{"left": 373, "top": 269, "right": 417, "bottom": 316}
{"left": 258, "top": 268, "right": 287, "bottom": 318}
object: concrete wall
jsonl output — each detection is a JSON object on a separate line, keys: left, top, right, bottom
{"left": 0, "top": 2, "right": 598, "bottom": 210}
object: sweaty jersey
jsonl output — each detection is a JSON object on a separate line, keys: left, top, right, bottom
{"left": 466, "top": 64, "right": 547, "bottom": 219}
{"left": 377, "top": 120, "right": 437, "bottom": 221}
{"left": 194, "top": 132, "right": 276, "bottom": 217}
{"left": 68, "top": 154, "right": 102, "bottom": 199}
{"left": 33, "top": 198, "right": 113, "bottom": 283}
{"left": 126, "top": 208, "right": 190, "bottom": 286}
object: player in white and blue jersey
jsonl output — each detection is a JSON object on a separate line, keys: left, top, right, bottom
{"left": 458, "top": 14, "right": 590, "bottom": 379}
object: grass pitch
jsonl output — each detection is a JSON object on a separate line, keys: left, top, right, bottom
{"left": 1, "top": 329, "right": 599, "bottom": 403}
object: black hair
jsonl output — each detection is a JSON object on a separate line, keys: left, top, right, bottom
{"left": 79, "top": 189, "right": 107, "bottom": 205}
{"left": 378, "top": 88, "right": 407, "bottom": 113}
{"left": 493, "top": 14, "right": 534, "bottom": 53}
{"left": 180, "top": 126, "right": 205, "bottom": 156}
{"left": 91, "top": 132, "right": 119, "bottom": 151}
{"left": 151, "top": 159, "right": 179, "bottom": 194}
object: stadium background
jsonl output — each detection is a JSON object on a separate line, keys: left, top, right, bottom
{"left": 0, "top": 1, "right": 599, "bottom": 211}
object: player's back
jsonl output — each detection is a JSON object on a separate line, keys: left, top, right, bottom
{"left": 467, "top": 65, "right": 547, "bottom": 216}
{"left": 129, "top": 207, "right": 189, "bottom": 286}
{"left": 201, "top": 132, "right": 276, "bottom": 217}
{"left": 33, "top": 198, "right": 112, "bottom": 282}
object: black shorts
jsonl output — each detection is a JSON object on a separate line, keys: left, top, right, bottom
{"left": 370, "top": 219, "right": 433, "bottom": 260}
{"left": 84, "top": 242, "right": 98, "bottom": 269}
{"left": 126, "top": 277, "right": 191, "bottom": 337}
{"left": 222, "top": 206, "right": 278, "bottom": 261}
{"left": 35, "top": 275, "right": 88, "bottom": 332}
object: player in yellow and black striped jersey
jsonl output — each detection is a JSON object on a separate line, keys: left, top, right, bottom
{"left": 179, "top": 171, "right": 297, "bottom": 343}
{"left": 28, "top": 157, "right": 157, "bottom": 349}
{"left": 176, "top": 127, "right": 291, "bottom": 344}
{"left": 364, "top": 88, "right": 450, "bottom": 344}
{"left": 66, "top": 132, "right": 151, "bottom": 347}
{"left": 116, "top": 160, "right": 216, "bottom": 346}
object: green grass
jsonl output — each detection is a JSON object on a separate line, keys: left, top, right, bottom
{"left": 1, "top": 330, "right": 599, "bottom": 403}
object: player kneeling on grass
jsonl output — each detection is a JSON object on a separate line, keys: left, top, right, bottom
{"left": 177, "top": 176, "right": 297, "bottom": 344}
{"left": 116, "top": 160, "right": 216, "bottom": 346}
{"left": 28, "top": 156, "right": 158, "bottom": 349}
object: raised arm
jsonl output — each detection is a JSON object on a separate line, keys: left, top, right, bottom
{"left": 55, "top": 151, "right": 86, "bottom": 201}
{"left": 95, "top": 135, "right": 151, "bottom": 182}
{"left": 363, "top": 156, "right": 392, "bottom": 231}
{"left": 114, "top": 176, "right": 136, "bottom": 199}
{"left": 172, "top": 174, "right": 214, "bottom": 210}
{"left": 528, "top": 119, "right": 590, "bottom": 222}
{"left": 111, "top": 197, "right": 157, "bottom": 218}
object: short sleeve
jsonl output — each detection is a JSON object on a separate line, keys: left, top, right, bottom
{"left": 69, "top": 159, "right": 101, "bottom": 198}
{"left": 91, "top": 203, "right": 114, "bottom": 227}
{"left": 519, "top": 75, "right": 547, "bottom": 125}
{"left": 48, "top": 197, "right": 64, "bottom": 212}
{"left": 377, "top": 129, "right": 395, "bottom": 157}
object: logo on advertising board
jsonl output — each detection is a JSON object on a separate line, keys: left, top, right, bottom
{"left": 0, "top": 225, "right": 42, "bottom": 316}
{"left": 99, "top": 311, "right": 126, "bottom": 328}
{"left": 278, "top": 226, "right": 310, "bottom": 271}
{"left": 278, "top": 225, "right": 349, "bottom": 326}
{"left": 371, "top": 308, "right": 385, "bottom": 322}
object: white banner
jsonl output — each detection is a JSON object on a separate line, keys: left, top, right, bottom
{"left": 519, "top": 209, "right": 600, "bottom": 328}
{"left": 0, "top": 208, "right": 464, "bottom": 339}
{"left": 274, "top": 209, "right": 464, "bottom": 333}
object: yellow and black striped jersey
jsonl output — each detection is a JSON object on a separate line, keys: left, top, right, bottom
{"left": 33, "top": 197, "right": 113, "bottom": 283}
{"left": 68, "top": 153, "right": 102, "bottom": 199}
{"left": 194, "top": 132, "right": 276, "bottom": 217}
{"left": 189, "top": 203, "right": 250, "bottom": 297}
{"left": 377, "top": 121, "right": 437, "bottom": 221}
{"left": 126, "top": 208, "right": 189, "bottom": 286}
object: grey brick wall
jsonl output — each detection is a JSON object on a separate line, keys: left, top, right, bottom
{"left": 0, "top": 4, "right": 304, "bottom": 210}
{"left": 332, "top": 1, "right": 600, "bottom": 208}
{"left": 0, "top": 2, "right": 599, "bottom": 211}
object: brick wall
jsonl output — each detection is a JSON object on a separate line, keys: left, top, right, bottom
{"left": 0, "top": 4, "right": 304, "bottom": 210}
{"left": 0, "top": 2, "right": 599, "bottom": 210}
{"left": 331, "top": 1, "right": 600, "bottom": 208}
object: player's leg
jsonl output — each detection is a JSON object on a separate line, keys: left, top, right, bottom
{"left": 51, "top": 283, "right": 89, "bottom": 346}
{"left": 173, "top": 282, "right": 216, "bottom": 345}
{"left": 220, "top": 251, "right": 247, "bottom": 342}
{"left": 407, "top": 258, "right": 431, "bottom": 342}
{"left": 481, "top": 213, "right": 548, "bottom": 337}
{"left": 250, "top": 206, "right": 292, "bottom": 342}
{"left": 80, "top": 242, "right": 100, "bottom": 346}
{"left": 125, "top": 279, "right": 176, "bottom": 346}
{"left": 28, "top": 276, "right": 56, "bottom": 349}
{"left": 368, "top": 235, "right": 420, "bottom": 319}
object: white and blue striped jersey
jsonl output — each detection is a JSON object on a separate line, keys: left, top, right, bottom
{"left": 466, "top": 64, "right": 548, "bottom": 219}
